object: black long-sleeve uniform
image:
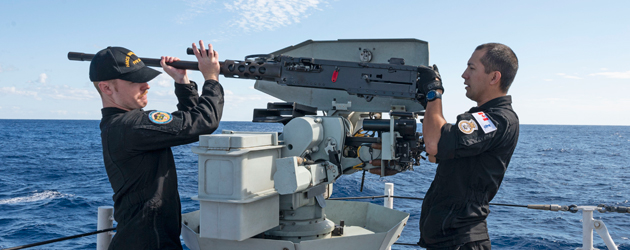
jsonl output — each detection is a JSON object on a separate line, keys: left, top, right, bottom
{"left": 100, "top": 80, "right": 223, "bottom": 249}
{"left": 418, "top": 96, "right": 519, "bottom": 249}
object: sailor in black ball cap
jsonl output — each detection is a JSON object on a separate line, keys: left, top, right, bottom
{"left": 91, "top": 40, "right": 224, "bottom": 250}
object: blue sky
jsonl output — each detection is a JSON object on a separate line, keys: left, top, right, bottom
{"left": 0, "top": 0, "right": 629, "bottom": 125}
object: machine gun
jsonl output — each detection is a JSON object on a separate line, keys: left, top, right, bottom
{"left": 68, "top": 46, "right": 430, "bottom": 176}
{"left": 69, "top": 48, "right": 432, "bottom": 102}
{"left": 68, "top": 39, "right": 431, "bottom": 248}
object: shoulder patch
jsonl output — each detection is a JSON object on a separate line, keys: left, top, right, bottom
{"left": 458, "top": 119, "right": 478, "bottom": 134}
{"left": 472, "top": 112, "right": 497, "bottom": 134}
{"left": 148, "top": 111, "right": 173, "bottom": 124}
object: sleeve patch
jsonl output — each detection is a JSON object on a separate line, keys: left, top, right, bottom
{"left": 148, "top": 111, "right": 173, "bottom": 124}
{"left": 458, "top": 119, "right": 478, "bottom": 134}
{"left": 472, "top": 112, "right": 497, "bottom": 134}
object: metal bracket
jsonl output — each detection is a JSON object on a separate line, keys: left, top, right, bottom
{"left": 324, "top": 138, "right": 337, "bottom": 155}
{"left": 305, "top": 184, "right": 327, "bottom": 200}
{"left": 390, "top": 105, "right": 406, "bottom": 112}
{"left": 575, "top": 206, "right": 618, "bottom": 250}
{"left": 332, "top": 100, "right": 352, "bottom": 111}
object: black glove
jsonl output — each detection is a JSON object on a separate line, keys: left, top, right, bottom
{"left": 417, "top": 64, "right": 443, "bottom": 107}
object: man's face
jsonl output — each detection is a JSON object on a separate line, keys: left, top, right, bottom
{"left": 109, "top": 79, "right": 150, "bottom": 111}
{"left": 461, "top": 49, "right": 493, "bottom": 102}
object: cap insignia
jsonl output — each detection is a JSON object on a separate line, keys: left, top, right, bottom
{"left": 125, "top": 51, "right": 141, "bottom": 67}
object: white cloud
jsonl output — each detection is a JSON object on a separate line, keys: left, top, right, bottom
{"left": 150, "top": 89, "right": 174, "bottom": 97}
{"left": 0, "top": 87, "right": 40, "bottom": 100}
{"left": 224, "top": 0, "right": 322, "bottom": 32}
{"left": 589, "top": 71, "right": 630, "bottom": 79}
{"left": 151, "top": 73, "right": 173, "bottom": 87}
{"left": 51, "top": 110, "right": 68, "bottom": 115}
{"left": 38, "top": 73, "right": 48, "bottom": 84}
{"left": 174, "top": 0, "right": 323, "bottom": 38}
{"left": 0, "top": 84, "right": 99, "bottom": 101}
{"left": 224, "top": 88, "right": 274, "bottom": 104}
{"left": 47, "top": 85, "right": 97, "bottom": 101}
{"left": 220, "top": 88, "right": 281, "bottom": 121}
{"left": 0, "top": 65, "right": 18, "bottom": 73}
{"left": 556, "top": 73, "right": 582, "bottom": 79}
{"left": 176, "top": 0, "right": 216, "bottom": 24}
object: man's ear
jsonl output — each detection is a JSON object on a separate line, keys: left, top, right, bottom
{"left": 98, "top": 80, "right": 114, "bottom": 95}
{"left": 489, "top": 71, "right": 502, "bottom": 87}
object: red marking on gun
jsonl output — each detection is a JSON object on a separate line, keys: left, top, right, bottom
{"left": 331, "top": 68, "right": 339, "bottom": 82}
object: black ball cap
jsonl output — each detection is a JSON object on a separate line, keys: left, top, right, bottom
{"left": 89, "top": 46, "right": 161, "bottom": 82}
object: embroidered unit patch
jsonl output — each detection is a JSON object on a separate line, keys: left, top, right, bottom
{"left": 148, "top": 111, "right": 173, "bottom": 124}
{"left": 458, "top": 119, "right": 478, "bottom": 134}
{"left": 472, "top": 112, "right": 497, "bottom": 134}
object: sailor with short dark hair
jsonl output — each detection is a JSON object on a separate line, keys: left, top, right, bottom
{"left": 418, "top": 43, "right": 520, "bottom": 250}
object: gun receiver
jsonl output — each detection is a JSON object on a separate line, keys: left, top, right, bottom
{"left": 68, "top": 51, "right": 430, "bottom": 103}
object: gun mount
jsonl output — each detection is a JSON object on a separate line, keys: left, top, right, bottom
{"left": 69, "top": 39, "right": 431, "bottom": 250}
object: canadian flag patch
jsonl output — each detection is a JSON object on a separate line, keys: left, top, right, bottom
{"left": 471, "top": 112, "right": 497, "bottom": 134}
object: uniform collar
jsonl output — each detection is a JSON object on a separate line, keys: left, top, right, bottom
{"left": 101, "top": 107, "right": 132, "bottom": 117}
{"left": 469, "top": 95, "right": 512, "bottom": 113}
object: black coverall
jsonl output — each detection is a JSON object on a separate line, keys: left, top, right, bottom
{"left": 418, "top": 96, "right": 519, "bottom": 249}
{"left": 100, "top": 80, "right": 224, "bottom": 249}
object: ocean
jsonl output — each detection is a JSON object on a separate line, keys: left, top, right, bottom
{"left": 0, "top": 120, "right": 628, "bottom": 250}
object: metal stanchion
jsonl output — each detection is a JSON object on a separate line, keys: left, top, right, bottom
{"left": 96, "top": 206, "right": 114, "bottom": 250}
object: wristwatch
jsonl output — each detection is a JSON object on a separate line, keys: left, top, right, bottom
{"left": 426, "top": 90, "right": 442, "bottom": 102}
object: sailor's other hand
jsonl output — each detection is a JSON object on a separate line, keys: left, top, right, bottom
{"left": 427, "top": 154, "right": 437, "bottom": 163}
{"left": 192, "top": 40, "right": 220, "bottom": 81}
{"left": 160, "top": 56, "right": 190, "bottom": 84}
{"left": 367, "top": 160, "right": 399, "bottom": 176}
{"left": 418, "top": 64, "right": 443, "bottom": 101}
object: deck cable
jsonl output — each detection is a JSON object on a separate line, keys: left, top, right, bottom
{"left": 329, "top": 195, "right": 629, "bottom": 213}
{"left": 1, "top": 227, "right": 116, "bottom": 250}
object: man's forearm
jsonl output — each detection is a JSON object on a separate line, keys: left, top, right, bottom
{"left": 175, "top": 81, "right": 199, "bottom": 111}
{"left": 423, "top": 90, "right": 447, "bottom": 156}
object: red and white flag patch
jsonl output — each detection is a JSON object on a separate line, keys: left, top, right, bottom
{"left": 472, "top": 112, "right": 497, "bottom": 134}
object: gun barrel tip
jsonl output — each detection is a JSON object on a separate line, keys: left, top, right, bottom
{"left": 67, "top": 52, "right": 84, "bottom": 61}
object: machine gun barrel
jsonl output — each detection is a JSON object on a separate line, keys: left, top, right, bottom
{"left": 67, "top": 52, "right": 201, "bottom": 70}
{"left": 67, "top": 52, "right": 282, "bottom": 79}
